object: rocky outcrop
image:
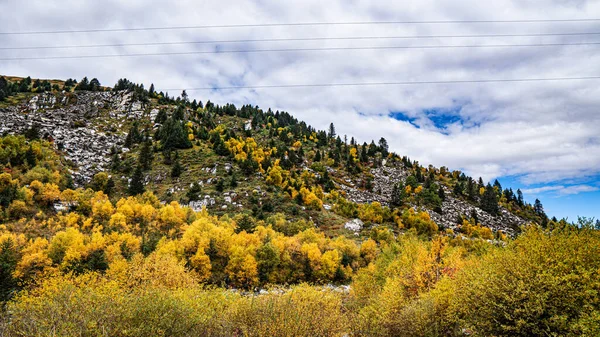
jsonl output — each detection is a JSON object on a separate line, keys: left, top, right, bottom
{"left": 0, "top": 91, "right": 145, "bottom": 184}
{"left": 336, "top": 163, "right": 526, "bottom": 236}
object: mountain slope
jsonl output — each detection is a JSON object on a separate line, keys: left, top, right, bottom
{"left": 0, "top": 75, "right": 548, "bottom": 239}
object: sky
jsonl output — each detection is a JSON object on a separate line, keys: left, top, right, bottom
{"left": 1, "top": 0, "right": 599, "bottom": 221}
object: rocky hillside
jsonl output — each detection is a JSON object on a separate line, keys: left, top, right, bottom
{"left": 0, "top": 75, "right": 549, "bottom": 239}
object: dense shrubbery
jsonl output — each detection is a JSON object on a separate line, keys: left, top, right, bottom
{"left": 2, "top": 225, "right": 599, "bottom": 336}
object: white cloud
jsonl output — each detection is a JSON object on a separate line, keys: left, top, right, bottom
{"left": 1, "top": 0, "right": 600, "bottom": 187}
{"left": 522, "top": 184, "right": 599, "bottom": 195}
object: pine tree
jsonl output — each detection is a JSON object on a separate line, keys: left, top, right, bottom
{"left": 390, "top": 182, "right": 405, "bottom": 208}
{"left": 171, "top": 152, "right": 182, "bottom": 178}
{"left": 471, "top": 209, "right": 479, "bottom": 225}
{"left": 378, "top": 137, "right": 389, "bottom": 157}
{"left": 138, "top": 136, "right": 153, "bottom": 171}
{"left": 215, "top": 179, "right": 224, "bottom": 192}
{"left": 158, "top": 117, "right": 192, "bottom": 151}
{"left": 481, "top": 183, "right": 499, "bottom": 215}
{"left": 314, "top": 150, "right": 321, "bottom": 162}
{"left": 124, "top": 121, "right": 142, "bottom": 148}
{"left": 155, "top": 109, "right": 167, "bottom": 124}
{"left": 438, "top": 185, "right": 446, "bottom": 201}
{"left": 230, "top": 172, "right": 238, "bottom": 188}
{"left": 534, "top": 199, "right": 545, "bottom": 217}
{"left": 328, "top": 123, "right": 336, "bottom": 139}
{"left": 517, "top": 189, "right": 524, "bottom": 207}
{"left": 25, "top": 145, "right": 37, "bottom": 167}
{"left": 104, "top": 177, "right": 115, "bottom": 196}
{"left": 453, "top": 182, "right": 464, "bottom": 196}
{"left": 360, "top": 143, "right": 369, "bottom": 163}
{"left": 173, "top": 105, "right": 185, "bottom": 120}
{"left": 493, "top": 179, "right": 502, "bottom": 194}
{"left": 128, "top": 165, "right": 145, "bottom": 195}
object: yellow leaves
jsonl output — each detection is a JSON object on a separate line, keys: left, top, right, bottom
{"left": 401, "top": 208, "right": 438, "bottom": 236}
{"left": 460, "top": 219, "right": 494, "bottom": 240}
{"left": 13, "top": 237, "right": 52, "bottom": 280}
{"left": 266, "top": 159, "right": 284, "bottom": 186}
{"left": 349, "top": 147, "right": 358, "bottom": 160}
{"left": 292, "top": 140, "right": 302, "bottom": 150}
{"left": 360, "top": 238, "right": 379, "bottom": 266}
{"left": 107, "top": 253, "right": 198, "bottom": 289}
{"left": 7, "top": 200, "right": 30, "bottom": 219}
{"left": 301, "top": 242, "right": 342, "bottom": 282}
{"left": 91, "top": 192, "right": 114, "bottom": 224}
{"left": 155, "top": 237, "right": 185, "bottom": 261}
{"left": 479, "top": 187, "right": 485, "bottom": 195}
{"left": 190, "top": 248, "right": 212, "bottom": 282}
{"left": 47, "top": 227, "right": 86, "bottom": 269}
{"left": 226, "top": 246, "right": 258, "bottom": 288}
{"left": 358, "top": 202, "right": 385, "bottom": 224}
{"left": 320, "top": 250, "right": 342, "bottom": 280}
{"left": 300, "top": 187, "right": 323, "bottom": 210}
{"left": 414, "top": 185, "right": 423, "bottom": 194}
{"left": 109, "top": 212, "right": 128, "bottom": 232}
{"left": 301, "top": 242, "right": 322, "bottom": 268}
{"left": 157, "top": 202, "right": 187, "bottom": 232}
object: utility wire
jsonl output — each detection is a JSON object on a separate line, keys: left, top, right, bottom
{"left": 2, "top": 42, "right": 599, "bottom": 61}
{"left": 2, "top": 18, "right": 600, "bottom": 35}
{"left": 160, "top": 76, "right": 600, "bottom": 91}
{"left": 3, "top": 31, "right": 600, "bottom": 50}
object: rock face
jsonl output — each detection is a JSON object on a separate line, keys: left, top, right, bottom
{"left": 427, "top": 191, "right": 522, "bottom": 236}
{"left": 0, "top": 91, "right": 144, "bottom": 184}
{"left": 344, "top": 218, "right": 364, "bottom": 232}
{"left": 337, "top": 164, "right": 526, "bottom": 236}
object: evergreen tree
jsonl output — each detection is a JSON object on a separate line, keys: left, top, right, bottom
{"left": 471, "top": 209, "right": 479, "bottom": 226}
{"left": 360, "top": 143, "right": 369, "bottom": 163}
{"left": 138, "top": 136, "right": 153, "bottom": 171}
{"left": 124, "top": 121, "right": 142, "bottom": 148}
{"left": 481, "top": 183, "right": 499, "bottom": 215}
{"left": 534, "top": 199, "right": 545, "bottom": 217}
{"left": 171, "top": 152, "right": 182, "bottom": 178}
{"left": 158, "top": 117, "right": 192, "bottom": 151}
{"left": 230, "top": 172, "right": 238, "bottom": 188}
{"left": 493, "top": 179, "right": 502, "bottom": 194}
{"left": 467, "top": 178, "right": 476, "bottom": 201}
{"left": 438, "top": 185, "right": 446, "bottom": 201}
{"left": 517, "top": 189, "right": 524, "bottom": 207}
{"left": 215, "top": 179, "right": 224, "bottom": 192}
{"left": 314, "top": 150, "right": 321, "bottom": 162}
{"left": 89, "top": 78, "right": 101, "bottom": 91}
{"left": 390, "top": 182, "right": 405, "bottom": 208}
{"left": 186, "top": 182, "right": 202, "bottom": 201}
{"left": 328, "top": 123, "right": 336, "bottom": 139}
{"left": 453, "top": 182, "right": 464, "bottom": 196}
{"left": 155, "top": 109, "right": 168, "bottom": 124}
{"left": 25, "top": 145, "right": 37, "bottom": 167}
{"left": 75, "top": 77, "right": 90, "bottom": 91}
{"left": 128, "top": 165, "right": 145, "bottom": 195}
{"left": 104, "top": 177, "right": 115, "bottom": 196}
{"left": 173, "top": 105, "right": 185, "bottom": 120}
{"left": 378, "top": 137, "right": 389, "bottom": 157}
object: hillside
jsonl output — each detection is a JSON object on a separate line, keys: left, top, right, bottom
{"left": 0, "top": 75, "right": 548, "bottom": 237}
{"left": 1, "top": 75, "right": 597, "bottom": 336}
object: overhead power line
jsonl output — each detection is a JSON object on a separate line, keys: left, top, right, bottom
{"left": 1, "top": 18, "right": 600, "bottom": 35}
{"left": 2, "top": 42, "right": 599, "bottom": 61}
{"left": 3, "top": 31, "right": 600, "bottom": 50}
{"left": 160, "top": 76, "right": 600, "bottom": 91}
